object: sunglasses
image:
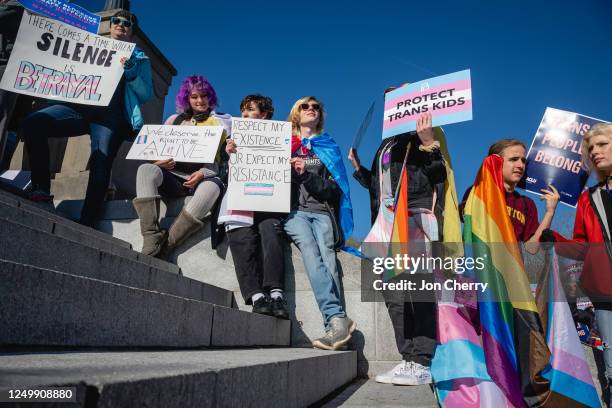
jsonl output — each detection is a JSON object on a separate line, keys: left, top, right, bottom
{"left": 111, "top": 17, "right": 132, "bottom": 28}
{"left": 300, "top": 103, "right": 320, "bottom": 111}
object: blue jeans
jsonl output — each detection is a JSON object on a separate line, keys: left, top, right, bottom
{"left": 284, "top": 210, "right": 345, "bottom": 331}
{"left": 596, "top": 308, "right": 612, "bottom": 384}
{"left": 22, "top": 103, "right": 131, "bottom": 226}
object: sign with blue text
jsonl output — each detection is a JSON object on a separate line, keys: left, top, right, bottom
{"left": 521, "top": 107, "right": 609, "bottom": 207}
{"left": 18, "top": 0, "right": 101, "bottom": 33}
{"left": 126, "top": 125, "right": 224, "bottom": 164}
{"left": 382, "top": 69, "right": 472, "bottom": 138}
{"left": 0, "top": 12, "right": 135, "bottom": 106}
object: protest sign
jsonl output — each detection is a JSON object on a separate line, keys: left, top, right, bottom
{"left": 521, "top": 107, "right": 608, "bottom": 207}
{"left": 18, "top": 0, "right": 101, "bottom": 33}
{"left": 382, "top": 69, "right": 472, "bottom": 138}
{"left": 0, "top": 12, "right": 134, "bottom": 106}
{"left": 226, "top": 118, "right": 292, "bottom": 213}
{"left": 126, "top": 125, "right": 224, "bottom": 163}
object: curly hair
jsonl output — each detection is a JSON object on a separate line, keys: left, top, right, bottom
{"left": 288, "top": 96, "right": 325, "bottom": 136}
{"left": 175, "top": 75, "right": 218, "bottom": 114}
{"left": 240, "top": 94, "right": 274, "bottom": 119}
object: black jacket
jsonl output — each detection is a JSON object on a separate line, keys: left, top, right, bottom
{"left": 353, "top": 132, "right": 446, "bottom": 225}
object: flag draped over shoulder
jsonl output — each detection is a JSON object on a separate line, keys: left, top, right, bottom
{"left": 535, "top": 250, "right": 600, "bottom": 408}
{"left": 292, "top": 133, "right": 360, "bottom": 256}
{"left": 462, "top": 155, "right": 550, "bottom": 407}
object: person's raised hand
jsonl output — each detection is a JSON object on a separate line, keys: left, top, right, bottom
{"left": 348, "top": 147, "right": 361, "bottom": 171}
{"left": 416, "top": 112, "right": 434, "bottom": 146}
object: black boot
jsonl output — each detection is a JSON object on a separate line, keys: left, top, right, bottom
{"left": 252, "top": 296, "right": 272, "bottom": 316}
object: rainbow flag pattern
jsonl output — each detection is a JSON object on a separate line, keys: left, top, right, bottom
{"left": 535, "top": 250, "right": 600, "bottom": 407}
{"left": 462, "top": 155, "right": 550, "bottom": 407}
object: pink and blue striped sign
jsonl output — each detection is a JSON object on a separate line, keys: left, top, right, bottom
{"left": 383, "top": 69, "right": 472, "bottom": 138}
{"left": 244, "top": 183, "right": 274, "bottom": 196}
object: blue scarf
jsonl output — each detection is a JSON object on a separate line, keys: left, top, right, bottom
{"left": 301, "top": 133, "right": 361, "bottom": 257}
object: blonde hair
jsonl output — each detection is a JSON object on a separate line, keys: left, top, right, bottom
{"left": 582, "top": 123, "right": 612, "bottom": 181}
{"left": 288, "top": 96, "right": 325, "bottom": 136}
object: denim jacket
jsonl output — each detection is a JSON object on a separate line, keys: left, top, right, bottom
{"left": 123, "top": 46, "right": 152, "bottom": 131}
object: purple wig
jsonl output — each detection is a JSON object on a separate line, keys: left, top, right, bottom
{"left": 175, "top": 75, "right": 218, "bottom": 114}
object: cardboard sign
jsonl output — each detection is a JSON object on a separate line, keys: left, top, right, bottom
{"left": 521, "top": 108, "right": 608, "bottom": 207}
{"left": 382, "top": 69, "right": 472, "bottom": 138}
{"left": 126, "top": 125, "right": 224, "bottom": 163}
{"left": 226, "top": 118, "right": 292, "bottom": 213}
{"left": 18, "top": 0, "right": 101, "bottom": 33}
{"left": 0, "top": 12, "right": 134, "bottom": 106}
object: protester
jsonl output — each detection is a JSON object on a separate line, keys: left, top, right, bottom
{"left": 21, "top": 10, "right": 152, "bottom": 226}
{"left": 541, "top": 123, "right": 612, "bottom": 406}
{"left": 460, "top": 139, "right": 560, "bottom": 248}
{"left": 220, "top": 94, "right": 289, "bottom": 319}
{"left": 349, "top": 111, "right": 444, "bottom": 386}
{"left": 283, "top": 96, "right": 356, "bottom": 350}
{"left": 133, "top": 75, "right": 229, "bottom": 259}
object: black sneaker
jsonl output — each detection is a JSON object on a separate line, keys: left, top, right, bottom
{"left": 270, "top": 296, "right": 289, "bottom": 320}
{"left": 252, "top": 296, "right": 272, "bottom": 316}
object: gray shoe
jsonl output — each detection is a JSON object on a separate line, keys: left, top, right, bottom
{"left": 312, "top": 332, "right": 333, "bottom": 350}
{"left": 330, "top": 316, "right": 356, "bottom": 350}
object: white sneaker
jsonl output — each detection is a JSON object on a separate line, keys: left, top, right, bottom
{"left": 374, "top": 361, "right": 412, "bottom": 384}
{"left": 392, "top": 362, "right": 432, "bottom": 386}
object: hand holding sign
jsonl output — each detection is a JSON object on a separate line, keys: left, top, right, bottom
{"left": 348, "top": 148, "right": 361, "bottom": 171}
{"left": 539, "top": 184, "right": 560, "bottom": 214}
{"left": 290, "top": 157, "right": 306, "bottom": 175}
{"left": 183, "top": 171, "right": 204, "bottom": 189}
{"left": 416, "top": 112, "right": 434, "bottom": 145}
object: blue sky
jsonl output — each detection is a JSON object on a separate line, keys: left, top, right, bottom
{"left": 81, "top": 0, "right": 612, "bottom": 239}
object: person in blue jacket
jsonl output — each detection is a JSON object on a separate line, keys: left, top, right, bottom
{"left": 21, "top": 10, "right": 152, "bottom": 226}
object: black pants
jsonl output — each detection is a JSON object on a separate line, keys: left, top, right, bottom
{"left": 227, "top": 213, "right": 286, "bottom": 304}
{"left": 384, "top": 274, "right": 437, "bottom": 366}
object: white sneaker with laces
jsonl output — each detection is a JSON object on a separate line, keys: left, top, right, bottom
{"left": 374, "top": 361, "right": 412, "bottom": 384}
{"left": 392, "top": 361, "right": 432, "bottom": 386}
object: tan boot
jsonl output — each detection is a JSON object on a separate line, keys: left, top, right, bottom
{"left": 132, "top": 196, "right": 167, "bottom": 257}
{"left": 161, "top": 209, "right": 203, "bottom": 259}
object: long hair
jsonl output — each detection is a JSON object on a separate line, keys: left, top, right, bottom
{"left": 288, "top": 96, "right": 325, "bottom": 136}
{"left": 582, "top": 123, "right": 612, "bottom": 181}
{"left": 175, "top": 75, "right": 218, "bottom": 114}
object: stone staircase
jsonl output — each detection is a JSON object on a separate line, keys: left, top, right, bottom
{"left": 0, "top": 188, "right": 357, "bottom": 407}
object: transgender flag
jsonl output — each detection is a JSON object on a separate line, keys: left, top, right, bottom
{"left": 535, "top": 250, "right": 600, "bottom": 407}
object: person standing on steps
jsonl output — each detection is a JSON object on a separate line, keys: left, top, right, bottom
{"left": 282, "top": 96, "right": 356, "bottom": 350}
{"left": 220, "top": 94, "right": 289, "bottom": 319}
{"left": 132, "top": 75, "right": 229, "bottom": 259}
{"left": 22, "top": 10, "right": 152, "bottom": 227}
{"left": 349, "top": 111, "right": 444, "bottom": 386}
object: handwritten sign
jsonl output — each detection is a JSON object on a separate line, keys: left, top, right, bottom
{"left": 126, "top": 125, "right": 224, "bottom": 163}
{"left": 520, "top": 108, "right": 608, "bottom": 207}
{"left": 0, "top": 12, "right": 134, "bottom": 106}
{"left": 226, "top": 118, "right": 292, "bottom": 213}
{"left": 18, "top": 0, "right": 101, "bottom": 33}
{"left": 382, "top": 69, "right": 472, "bottom": 138}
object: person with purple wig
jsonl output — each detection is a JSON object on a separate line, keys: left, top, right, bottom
{"left": 132, "top": 75, "right": 230, "bottom": 258}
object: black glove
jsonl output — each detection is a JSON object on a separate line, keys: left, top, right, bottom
{"left": 540, "top": 229, "right": 556, "bottom": 250}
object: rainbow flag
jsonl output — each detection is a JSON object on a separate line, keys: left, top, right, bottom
{"left": 535, "top": 250, "right": 600, "bottom": 407}
{"left": 384, "top": 164, "right": 410, "bottom": 281}
{"left": 463, "top": 155, "right": 551, "bottom": 407}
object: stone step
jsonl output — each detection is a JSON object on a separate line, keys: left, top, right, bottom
{"left": 319, "top": 379, "right": 438, "bottom": 407}
{"left": 0, "top": 188, "right": 132, "bottom": 251}
{"left": 0, "top": 260, "right": 289, "bottom": 348}
{"left": 0, "top": 198, "right": 181, "bottom": 277}
{"left": 0, "top": 218, "right": 235, "bottom": 308}
{"left": 0, "top": 348, "right": 356, "bottom": 407}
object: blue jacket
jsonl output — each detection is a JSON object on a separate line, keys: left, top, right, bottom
{"left": 123, "top": 46, "right": 152, "bottom": 131}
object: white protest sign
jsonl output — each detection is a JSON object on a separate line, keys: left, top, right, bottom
{"left": 126, "top": 125, "right": 224, "bottom": 163}
{"left": 227, "top": 118, "right": 292, "bottom": 213}
{"left": 0, "top": 12, "right": 135, "bottom": 106}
